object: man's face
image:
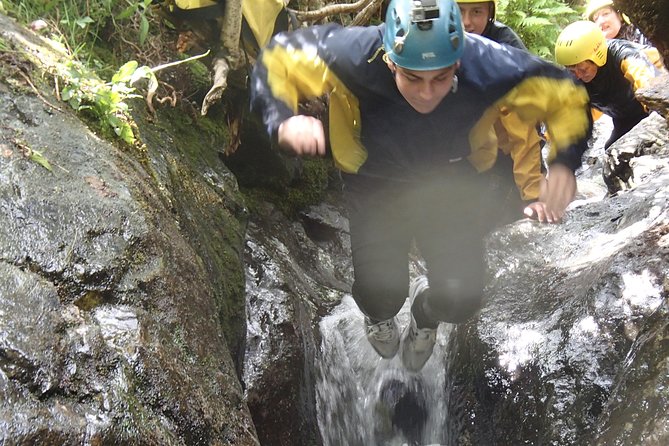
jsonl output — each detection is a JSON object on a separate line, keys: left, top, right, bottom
{"left": 458, "top": 2, "right": 492, "bottom": 35}
{"left": 592, "top": 6, "right": 623, "bottom": 39}
{"left": 566, "top": 60, "right": 599, "bottom": 83}
{"left": 388, "top": 62, "right": 459, "bottom": 114}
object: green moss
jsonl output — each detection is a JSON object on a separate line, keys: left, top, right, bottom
{"left": 74, "top": 291, "right": 105, "bottom": 311}
{"left": 172, "top": 325, "right": 197, "bottom": 365}
{"left": 241, "top": 157, "right": 332, "bottom": 218}
{"left": 286, "top": 158, "right": 330, "bottom": 210}
{"left": 181, "top": 55, "right": 211, "bottom": 92}
{"left": 130, "top": 99, "right": 250, "bottom": 361}
{"left": 132, "top": 100, "right": 230, "bottom": 170}
{"left": 194, "top": 109, "right": 229, "bottom": 143}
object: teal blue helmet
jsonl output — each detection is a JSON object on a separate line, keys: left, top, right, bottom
{"left": 384, "top": 0, "right": 464, "bottom": 70}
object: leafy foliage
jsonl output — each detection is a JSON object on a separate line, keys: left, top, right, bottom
{"left": 1, "top": 1, "right": 166, "bottom": 145}
{"left": 61, "top": 60, "right": 157, "bottom": 144}
{"left": 116, "top": 0, "right": 154, "bottom": 46}
{"left": 2, "top": 0, "right": 153, "bottom": 61}
{"left": 497, "top": 0, "right": 582, "bottom": 59}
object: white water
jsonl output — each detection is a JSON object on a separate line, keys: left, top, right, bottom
{"left": 316, "top": 295, "right": 453, "bottom": 446}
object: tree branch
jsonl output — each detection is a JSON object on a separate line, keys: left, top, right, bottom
{"left": 351, "top": 0, "right": 384, "bottom": 26}
{"left": 290, "top": 0, "right": 377, "bottom": 23}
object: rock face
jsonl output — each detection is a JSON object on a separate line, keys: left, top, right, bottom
{"left": 445, "top": 110, "right": 669, "bottom": 445}
{"left": 0, "top": 14, "right": 257, "bottom": 445}
{"left": 243, "top": 200, "right": 352, "bottom": 445}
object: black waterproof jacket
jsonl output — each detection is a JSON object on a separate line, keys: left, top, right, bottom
{"left": 587, "top": 39, "right": 661, "bottom": 121}
{"left": 251, "top": 24, "right": 592, "bottom": 183}
{"left": 483, "top": 20, "right": 526, "bottom": 51}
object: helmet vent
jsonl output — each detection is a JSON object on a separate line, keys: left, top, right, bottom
{"left": 451, "top": 34, "right": 460, "bottom": 50}
{"left": 392, "top": 7, "right": 401, "bottom": 25}
{"left": 394, "top": 29, "right": 406, "bottom": 54}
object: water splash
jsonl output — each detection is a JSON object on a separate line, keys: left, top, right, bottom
{"left": 316, "top": 295, "right": 453, "bottom": 445}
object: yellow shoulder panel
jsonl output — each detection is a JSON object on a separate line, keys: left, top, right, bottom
{"left": 243, "top": 0, "right": 286, "bottom": 48}
{"left": 261, "top": 44, "right": 367, "bottom": 173}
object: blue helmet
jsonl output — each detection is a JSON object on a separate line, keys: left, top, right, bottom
{"left": 384, "top": 0, "right": 464, "bottom": 70}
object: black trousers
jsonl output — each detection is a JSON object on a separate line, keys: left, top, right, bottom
{"left": 343, "top": 165, "right": 494, "bottom": 325}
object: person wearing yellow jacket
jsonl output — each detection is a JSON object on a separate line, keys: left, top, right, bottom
{"left": 456, "top": 0, "right": 546, "bottom": 221}
{"left": 555, "top": 21, "right": 663, "bottom": 148}
{"left": 160, "top": 0, "right": 288, "bottom": 51}
{"left": 251, "top": 0, "right": 591, "bottom": 372}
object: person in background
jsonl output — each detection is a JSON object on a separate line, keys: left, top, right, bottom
{"left": 555, "top": 20, "right": 663, "bottom": 149}
{"left": 457, "top": 0, "right": 525, "bottom": 49}
{"left": 584, "top": 0, "right": 647, "bottom": 44}
{"left": 583, "top": 0, "right": 664, "bottom": 69}
{"left": 456, "top": 0, "right": 548, "bottom": 222}
{"left": 251, "top": 0, "right": 592, "bottom": 372}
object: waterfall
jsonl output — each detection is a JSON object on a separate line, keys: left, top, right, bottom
{"left": 316, "top": 295, "right": 453, "bottom": 446}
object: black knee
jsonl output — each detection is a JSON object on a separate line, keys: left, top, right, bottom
{"left": 423, "top": 278, "right": 485, "bottom": 324}
{"left": 352, "top": 279, "right": 406, "bottom": 321}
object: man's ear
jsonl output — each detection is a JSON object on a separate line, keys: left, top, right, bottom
{"left": 386, "top": 59, "right": 397, "bottom": 75}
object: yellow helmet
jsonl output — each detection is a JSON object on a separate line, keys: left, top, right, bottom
{"left": 555, "top": 21, "right": 608, "bottom": 67}
{"left": 456, "top": 0, "right": 497, "bottom": 19}
{"left": 584, "top": 0, "right": 614, "bottom": 20}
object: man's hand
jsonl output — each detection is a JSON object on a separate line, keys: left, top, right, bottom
{"left": 524, "top": 201, "right": 562, "bottom": 223}
{"left": 523, "top": 164, "right": 576, "bottom": 223}
{"left": 277, "top": 115, "right": 326, "bottom": 157}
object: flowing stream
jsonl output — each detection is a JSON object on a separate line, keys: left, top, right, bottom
{"left": 316, "top": 295, "right": 454, "bottom": 446}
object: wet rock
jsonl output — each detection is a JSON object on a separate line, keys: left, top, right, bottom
{"left": 375, "top": 377, "right": 429, "bottom": 444}
{"left": 444, "top": 96, "right": 669, "bottom": 445}
{"left": 0, "top": 13, "right": 257, "bottom": 445}
{"left": 243, "top": 200, "right": 351, "bottom": 445}
{"left": 602, "top": 112, "right": 669, "bottom": 195}
{"left": 594, "top": 304, "right": 669, "bottom": 445}
{"left": 637, "top": 73, "right": 669, "bottom": 121}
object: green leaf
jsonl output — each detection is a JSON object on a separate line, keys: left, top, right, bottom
{"left": 112, "top": 61, "right": 139, "bottom": 84}
{"left": 107, "top": 114, "right": 122, "bottom": 128}
{"left": 130, "top": 66, "right": 153, "bottom": 84}
{"left": 94, "top": 94, "right": 113, "bottom": 111}
{"left": 68, "top": 97, "right": 82, "bottom": 110}
{"left": 521, "top": 17, "right": 552, "bottom": 27}
{"left": 61, "top": 87, "right": 74, "bottom": 101}
{"left": 512, "top": 10, "right": 527, "bottom": 20}
{"left": 139, "top": 15, "right": 149, "bottom": 46}
{"left": 116, "top": 5, "right": 137, "bottom": 20}
{"left": 146, "top": 73, "right": 159, "bottom": 98}
{"left": 74, "top": 16, "right": 94, "bottom": 29}
{"left": 118, "top": 123, "right": 135, "bottom": 144}
{"left": 29, "top": 150, "right": 52, "bottom": 172}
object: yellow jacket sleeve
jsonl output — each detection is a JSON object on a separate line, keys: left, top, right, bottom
{"left": 495, "top": 110, "right": 544, "bottom": 201}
